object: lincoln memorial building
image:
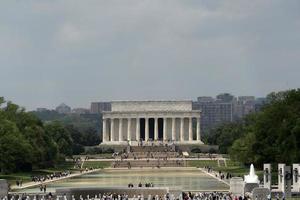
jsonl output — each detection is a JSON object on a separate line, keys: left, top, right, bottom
{"left": 101, "top": 101, "right": 203, "bottom": 145}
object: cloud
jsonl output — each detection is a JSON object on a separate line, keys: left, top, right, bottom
{"left": 0, "top": 0, "right": 300, "bottom": 110}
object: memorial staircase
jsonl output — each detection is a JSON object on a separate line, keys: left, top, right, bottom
{"left": 112, "top": 144, "right": 185, "bottom": 168}
{"left": 112, "top": 159, "right": 185, "bottom": 168}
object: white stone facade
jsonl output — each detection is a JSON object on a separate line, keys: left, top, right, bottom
{"left": 101, "top": 101, "right": 203, "bottom": 145}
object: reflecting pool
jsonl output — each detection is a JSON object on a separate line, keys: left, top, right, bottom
{"left": 18, "top": 168, "right": 229, "bottom": 193}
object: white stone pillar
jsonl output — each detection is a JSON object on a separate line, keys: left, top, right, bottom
{"left": 180, "top": 118, "right": 184, "bottom": 142}
{"left": 163, "top": 118, "right": 167, "bottom": 141}
{"left": 119, "top": 118, "right": 123, "bottom": 141}
{"left": 196, "top": 117, "right": 201, "bottom": 141}
{"left": 102, "top": 118, "right": 107, "bottom": 142}
{"left": 127, "top": 118, "right": 131, "bottom": 141}
{"left": 154, "top": 117, "right": 158, "bottom": 140}
{"left": 145, "top": 118, "right": 149, "bottom": 141}
{"left": 264, "top": 164, "right": 272, "bottom": 190}
{"left": 172, "top": 118, "right": 176, "bottom": 141}
{"left": 110, "top": 118, "right": 115, "bottom": 141}
{"left": 189, "top": 117, "right": 193, "bottom": 141}
{"left": 136, "top": 118, "right": 140, "bottom": 141}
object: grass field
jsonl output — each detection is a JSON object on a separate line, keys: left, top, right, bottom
{"left": 186, "top": 159, "right": 264, "bottom": 179}
{"left": 187, "top": 160, "right": 219, "bottom": 168}
{"left": 82, "top": 161, "right": 112, "bottom": 169}
{"left": 73, "top": 153, "right": 113, "bottom": 159}
{"left": 0, "top": 161, "right": 77, "bottom": 185}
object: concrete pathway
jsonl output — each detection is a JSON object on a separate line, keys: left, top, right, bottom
{"left": 198, "top": 168, "right": 230, "bottom": 186}
{"left": 11, "top": 168, "right": 102, "bottom": 190}
{"left": 67, "top": 157, "right": 227, "bottom": 162}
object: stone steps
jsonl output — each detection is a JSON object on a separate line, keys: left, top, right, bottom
{"left": 126, "top": 152, "right": 179, "bottom": 159}
{"left": 129, "top": 146, "right": 175, "bottom": 153}
{"left": 112, "top": 160, "right": 185, "bottom": 168}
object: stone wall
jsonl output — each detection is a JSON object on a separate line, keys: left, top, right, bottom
{"left": 56, "top": 187, "right": 170, "bottom": 199}
{"left": 0, "top": 179, "right": 8, "bottom": 198}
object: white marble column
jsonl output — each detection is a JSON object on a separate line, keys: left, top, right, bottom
{"left": 145, "top": 118, "right": 149, "bottom": 141}
{"left": 196, "top": 117, "right": 201, "bottom": 141}
{"left": 136, "top": 118, "right": 140, "bottom": 141}
{"left": 102, "top": 118, "right": 107, "bottom": 142}
{"left": 110, "top": 118, "right": 115, "bottom": 141}
{"left": 180, "top": 118, "right": 184, "bottom": 142}
{"left": 163, "top": 118, "right": 167, "bottom": 141}
{"left": 118, "top": 118, "right": 123, "bottom": 141}
{"left": 172, "top": 118, "right": 176, "bottom": 141}
{"left": 154, "top": 117, "right": 158, "bottom": 140}
{"left": 127, "top": 118, "right": 131, "bottom": 141}
{"left": 189, "top": 117, "right": 193, "bottom": 141}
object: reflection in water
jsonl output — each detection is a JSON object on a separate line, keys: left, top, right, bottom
{"left": 18, "top": 169, "right": 229, "bottom": 193}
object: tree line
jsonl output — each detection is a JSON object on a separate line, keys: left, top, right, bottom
{"left": 205, "top": 89, "right": 300, "bottom": 167}
{"left": 0, "top": 97, "right": 99, "bottom": 173}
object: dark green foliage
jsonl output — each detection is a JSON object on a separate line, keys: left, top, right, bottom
{"left": 32, "top": 110, "right": 101, "bottom": 139}
{"left": 205, "top": 122, "right": 246, "bottom": 153}
{"left": 191, "top": 148, "right": 202, "bottom": 153}
{"left": 208, "top": 148, "right": 217, "bottom": 154}
{"left": 0, "top": 98, "right": 73, "bottom": 173}
{"left": 232, "top": 89, "right": 300, "bottom": 166}
{"left": 207, "top": 89, "right": 300, "bottom": 166}
{"left": 45, "top": 122, "right": 73, "bottom": 156}
{"left": 85, "top": 147, "right": 114, "bottom": 155}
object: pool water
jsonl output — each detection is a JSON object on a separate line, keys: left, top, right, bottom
{"left": 18, "top": 168, "right": 229, "bottom": 193}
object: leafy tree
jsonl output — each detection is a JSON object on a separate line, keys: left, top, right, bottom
{"left": 207, "top": 89, "right": 300, "bottom": 166}
{"left": 205, "top": 122, "right": 246, "bottom": 153}
{"left": 0, "top": 119, "right": 33, "bottom": 173}
{"left": 0, "top": 97, "right": 63, "bottom": 172}
{"left": 45, "top": 122, "right": 73, "bottom": 156}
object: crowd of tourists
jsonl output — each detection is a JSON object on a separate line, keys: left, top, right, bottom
{"left": 4, "top": 193, "right": 180, "bottom": 200}
{"left": 112, "top": 159, "right": 184, "bottom": 169}
{"left": 182, "top": 192, "right": 252, "bottom": 200}
{"left": 4, "top": 191, "right": 279, "bottom": 200}
{"left": 203, "top": 166, "right": 232, "bottom": 181}
{"left": 31, "top": 171, "right": 71, "bottom": 183}
{"left": 127, "top": 182, "right": 155, "bottom": 188}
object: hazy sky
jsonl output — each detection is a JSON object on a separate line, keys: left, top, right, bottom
{"left": 1, "top": 1, "right": 300, "bottom": 110}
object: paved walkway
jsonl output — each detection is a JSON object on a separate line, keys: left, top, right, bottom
{"left": 66, "top": 158, "right": 227, "bottom": 162}
{"left": 11, "top": 168, "right": 102, "bottom": 190}
{"left": 198, "top": 168, "right": 230, "bottom": 186}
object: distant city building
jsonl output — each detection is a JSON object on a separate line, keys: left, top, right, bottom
{"left": 72, "top": 108, "right": 90, "bottom": 114}
{"left": 194, "top": 94, "right": 267, "bottom": 133}
{"left": 233, "top": 96, "right": 256, "bottom": 120}
{"left": 197, "top": 96, "right": 214, "bottom": 102}
{"left": 254, "top": 97, "right": 268, "bottom": 112}
{"left": 55, "top": 103, "right": 71, "bottom": 114}
{"left": 193, "top": 96, "right": 233, "bottom": 133}
{"left": 90, "top": 102, "right": 111, "bottom": 114}
{"left": 36, "top": 108, "right": 48, "bottom": 112}
{"left": 216, "top": 93, "right": 235, "bottom": 102}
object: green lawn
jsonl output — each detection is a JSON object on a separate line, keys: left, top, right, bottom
{"left": 73, "top": 153, "right": 113, "bottom": 159}
{"left": 0, "top": 161, "right": 77, "bottom": 185}
{"left": 186, "top": 160, "right": 219, "bottom": 168}
{"left": 186, "top": 159, "right": 264, "bottom": 179}
{"left": 82, "top": 161, "right": 112, "bottom": 169}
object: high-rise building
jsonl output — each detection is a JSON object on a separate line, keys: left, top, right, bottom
{"left": 194, "top": 94, "right": 267, "bottom": 133}
{"left": 233, "top": 96, "right": 256, "bottom": 120}
{"left": 90, "top": 102, "right": 111, "bottom": 114}
{"left": 193, "top": 94, "right": 233, "bottom": 133}
{"left": 254, "top": 97, "right": 267, "bottom": 112}
{"left": 216, "top": 93, "right": 235, "bottom": 102}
